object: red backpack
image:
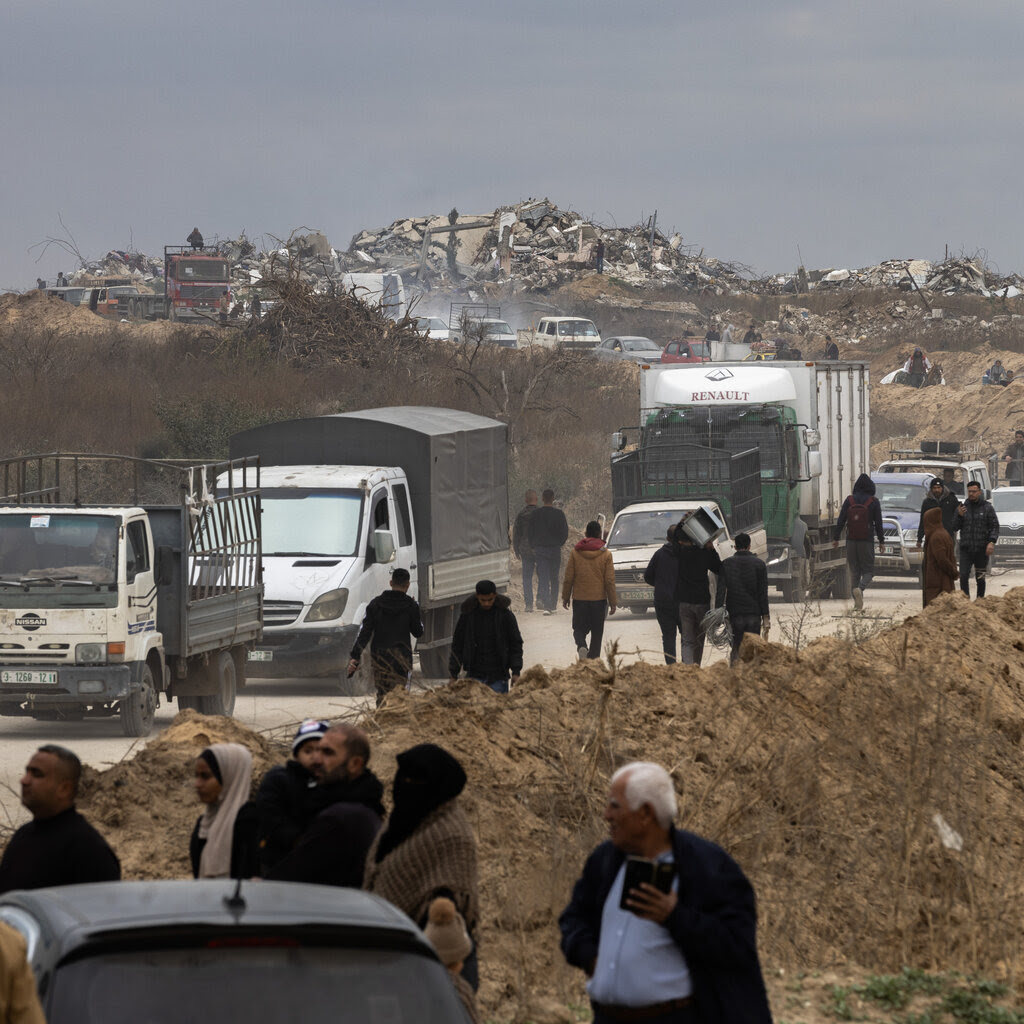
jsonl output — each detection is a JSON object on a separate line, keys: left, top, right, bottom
{"left": 846, "top": 496, "right": 875, "bottom": 540}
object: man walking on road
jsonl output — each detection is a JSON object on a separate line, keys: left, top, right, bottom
{"left": 512, "top": 489, "right": 540, "bottom": 613}
{"left": 957, "top": 480, "right": 999, "bottom": 599}
{"left": 348, "top": 568, "right": 424, "bottom": 705}
{"left": 528, "top": 489, "right": 569, "bottom": 614}
{"left": 832, "top": 473, "right": 885, "bottom": 611}
{"left": 916, "top": 477, "right": 960, "bottom": 549}
{"left": 644, "top": 528, "right": 681, "bottom": 664}
{"left": 449, "top": 580, "right": 524, "bottom": 693}
{"left": 674, "top": 526, "right": 722, "bottom": 667}
{"left": 561, "top": 521, "right": 617, "bottom": 660}
{"left": 715, "top": 533, "right": 769, "bottom": 666}
{"left": 0, "top": 745, "right": 121, "bottom": 893}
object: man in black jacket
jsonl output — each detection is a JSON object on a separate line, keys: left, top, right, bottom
{"left": 916, "top": 477, "right": 961, "bottom": 548}
{"left": 527, "top": 489, "right": 569, "bottom": 614}
{"left": 559, "top": 762, "right": 772, "bottom": 1024}
{"left": 0, "top": 745, "right": 120, "bottom": 893}
{"left": 449, "top": 580, "right": 524, "bottom": 693}
{"left": 512, "top": 489, "right": 540, "bottom": 612}
{"left": 715, "top": 533, "right": 769, "bottom": 665}
{"left": 348, "top": 568, "right": 424, "bottom": 705}
{"left": 644, "top": 529, "right": 680, "bottom": 664}
{"left": 957, "top": 480, "right": 999, "bottom": 599}
{"left": 674, "top": 527, "right": 722, "bottom": 667}
{"left": 253, "top": 718, "right": 329, "bottom": 874}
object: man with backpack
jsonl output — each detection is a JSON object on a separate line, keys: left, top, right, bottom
{"left": 832, "top": 473, "right": 886, "bottom": 611}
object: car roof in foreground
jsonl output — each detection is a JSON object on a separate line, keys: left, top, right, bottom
{"left": 0, "top": 881, "right": 423, "bottom": 956}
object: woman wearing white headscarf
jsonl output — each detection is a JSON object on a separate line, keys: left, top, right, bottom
{"left": 189, "top": 743, "right": 258, "bottom": 879}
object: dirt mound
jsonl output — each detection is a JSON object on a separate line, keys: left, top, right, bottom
{"left": 0, "top": 290, "right": 117, "bottom": 336}
{"left": 77, "top": 592, "right": 1024, "bottom": 1018}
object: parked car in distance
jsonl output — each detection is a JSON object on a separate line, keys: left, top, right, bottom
{"left": 523, "top": 316, "right": 602, "bottom": 351}
{"left": 991, "top": 486, "right": 1024, "bottom": 566}
{"left": 0, "top": 881, "right": 469, "bottom": 1024}
{"left": 414, "top": 316, "right": 450, "bottom": 340}
{"left": 450, "top": 317, "right": 517, "bottom": 347}
{"left": 594, "top": 336, "right": 663, "bottom": 365}
{"left": 660, "top": 339, "right": 710, "bottom": 363}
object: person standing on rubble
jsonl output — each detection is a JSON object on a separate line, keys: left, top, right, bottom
{"left": 1003, "top": 430, "right": 1024, "bottom": 487}
{"left": 903, "top": 347, "right": 931, "bottom": 388}
{"left": 957, "top": 481, "right": 998, "bottom": 599}
{"left": 832, "top": 473, "right": 886, "bottom": 612}
{"left": 595, "top": 239, "right": 605, "bottom": 274}
{"left": 188, "top": 227, "right": 204, "bottom": 250}
{"left": 822, "top": 335, "right": 839, "bottom": 360}
{"left": 528, "top": 489, "right": 569, "bottom": 614}
{"left": 984, "top": 359, "right": 1008, "bottom": 386}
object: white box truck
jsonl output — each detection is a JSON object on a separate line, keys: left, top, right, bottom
{"left": 228, "top": 407, "right": 509, "bottom": 690}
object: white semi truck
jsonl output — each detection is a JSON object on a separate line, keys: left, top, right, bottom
{"left": 0, "top": 454, "right": 262, "bottom": 735}
{"left": 614, "top": 361, "right": 871, "bottom": 600}
{"left": 228, "top": 406, "right": 509, "bottom": 690}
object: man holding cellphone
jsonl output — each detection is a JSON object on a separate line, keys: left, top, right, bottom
{"left": 559, "top": 762, "right": 771, "bottom": 1024}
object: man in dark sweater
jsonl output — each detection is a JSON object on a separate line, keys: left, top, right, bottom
{"left": 0, "top": 745, "right": 120, "bottom": 893}
{"left": 527, "top": 489, "right": 569, "bottom": 614}
{"left": 715, "top": 533, "right": 769, "bottom": 665}
{"left": 916, "top": 477, "right": 961, "bottom": 548}
{"left": 449, "top": 580, "right": 524, "bottom": 693}
{"left": 512, "top": 489, "right": 540, "bottom": 613}
{"left": 674, "top": 528, "right": 722, "bottom": 667}
{"left": 266, "top": 723, "right": 385, "bottom": 887}
{"left": 644, "top": 528, "right": 681, "bottom": 664}
{"left": 348, "top": 568, "right": 424, "bottom": 705}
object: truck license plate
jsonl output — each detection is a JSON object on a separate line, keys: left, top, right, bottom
{"left": 247, "top": 650, "right": 273, "bottom": 662}
{"left": 621, "top": 588, "right": 654, "bottom": 602}
{"left": 1, "top": 670, "right": 58, "bottom": 685}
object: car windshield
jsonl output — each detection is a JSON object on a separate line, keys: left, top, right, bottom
{"left": 260, "top": 489, "right": 362, "bottom": 556}
{"left": 48, "top": 946, "right": 466, "bottom": 1023}
{"left": 607, "top": 510, "right": 681, "bottom": 547}
{"left": 623, "top": 339, "right": 655, "bottom": 352}
{"left": 557, "top": 320, "right": 598, "bottom": 336}
{"left": 417, "top": 318, "right": 446, "bottom": 331}
{"left": 874, "top": 483, "right": 926, "bottom": 510}
{"left": 992, "top": 492, "right": 1024, "bottom": 513}
{"left": 483, "top": 321, "right": 513, "bottom": 335}
{"left": 0, "top": 513, "right": 118, "bottom": 585}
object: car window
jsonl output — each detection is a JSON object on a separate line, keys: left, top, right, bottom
{"left": 47, "top": 947, "right": 467, "bottom": 1023}
{"left": 544, "top": 322, "right": 556, "bottom": 335}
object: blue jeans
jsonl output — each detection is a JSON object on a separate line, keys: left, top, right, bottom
{"left": 475, "top": 676, "right": 510, "bottom": 694}
{"left": 533, "top": 545, "right": 561, "bottom": 611}
{"left": 521, "top": 554, "right": 537, "bottom": 611}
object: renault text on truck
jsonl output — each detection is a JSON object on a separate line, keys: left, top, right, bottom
{"left": 0, "top": 454, "right": 262, "bottom": 735}
{"left": 616, "top": 361, "right": 871, "bottom": 600}
{"left": 228, "top": 407, "right": 509, "bottom": 690}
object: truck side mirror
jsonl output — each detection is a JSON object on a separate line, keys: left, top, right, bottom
{"left": 373, "top": 529, "right": 396, "bottom": 564}
{"left": 155, "top": 546, "right": 174, "bottom": 586}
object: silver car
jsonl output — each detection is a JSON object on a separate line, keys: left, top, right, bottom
{"left": 594, "top": 336, "right": 664, "bottom": 365}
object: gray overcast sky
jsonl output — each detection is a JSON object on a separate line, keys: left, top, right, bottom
{"left": 4, "top": 1, "right": 1023, "bottom": 290}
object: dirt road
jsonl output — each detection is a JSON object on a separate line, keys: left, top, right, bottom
{"left": 1, "top": 568, "right": 1019, "bottom": 829}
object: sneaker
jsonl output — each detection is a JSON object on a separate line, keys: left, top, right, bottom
{"left": 852, "top": 586, "right": 863, "bottom": 611}
{"left": 577, "top": 645, "right": 589, "bottom": 661}
{"left": 543, "top": 609, "right": 554, "bottom": 616}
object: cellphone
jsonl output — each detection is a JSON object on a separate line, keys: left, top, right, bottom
{"left": 619, "top": 856, "right": 675, "bottom": 910}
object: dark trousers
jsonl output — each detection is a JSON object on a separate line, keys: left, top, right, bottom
{"left": 959, "top": 547, "right": 989, "bottom": 598}
{"left": 728, "top": 614, "right": 762, "bottom": 664}
{"left": 678, "top": 601, "right": 709, "bottom": 665}
{"left": 534, "top": 545, "right": 561, "bottom": 611}
{"left": 846, "top": 539, "right": 875, "bottom": 590}
{"left": 654, "top": 601, "right": 681, "bottom": 664}
{"left": 371, "top": 650, "right": 410, "bottom": 706}
{"left": 572, "top": 599, "right": 607, "bottom": 658}
{"left": 521, "top": 554, "right": 537, "bottom": 611}
{"left": 592, "top": 1004, "right": 695, "bottom": 1024}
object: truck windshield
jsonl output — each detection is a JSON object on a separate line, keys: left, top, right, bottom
{"left": 260, "top": 489, "right": 362, "bottom": 556}
{"left": 874, "top": 483, "right": 927, "bottom": 510}
{"left": 0, "top": 514, "right": 118, "bottom": 585}
{"left": 608, "top": 510, "right": 681, "bottom": 548}
{"left": 483, "top": 321, "right": 514, "bottom": 335}
{"left": 558, "top": 320, "right": 598, "bottom": 336}
{"left": 992, "top": 491, "right": 1024, "bottom": 513}
{"left": 172, "top": 259, "right": 230, "bottom": 282}
{"left": 48, "top": 946, "right": 464, "bottom": 1023}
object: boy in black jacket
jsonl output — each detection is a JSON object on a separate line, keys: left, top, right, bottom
{"left": 348, "top": 568, "right": 424, "bottom": 705}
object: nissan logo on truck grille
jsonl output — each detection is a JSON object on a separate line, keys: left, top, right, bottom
{"left": 16, "top": 614, "right": 46, "bottom": 630}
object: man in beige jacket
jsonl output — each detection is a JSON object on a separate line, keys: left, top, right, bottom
{"left": 561, "top": 521, "right": 617, "bottom": 661}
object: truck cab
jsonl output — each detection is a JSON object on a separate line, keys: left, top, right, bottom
{"left": 529, "top": 317, "right": 601, "bottom": 351}
{"left": 237, "top": 465, "right": 417, "bottom": 683}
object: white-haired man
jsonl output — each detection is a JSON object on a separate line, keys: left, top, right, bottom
{"left": 559, "top": 763, "right": 771, "bottom": 1024}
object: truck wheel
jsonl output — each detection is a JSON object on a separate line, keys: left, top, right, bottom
{"left": 121, "top": 665, "right": 157, "bottom": 737}
{"left": 197, "top": 651, "right": 237, "bottom": 717}
{"left": 176, "top": 695, "right": 202, "bottom": 711}
{"left": 417, "top": 646, "right": 450, "bottom": 679}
